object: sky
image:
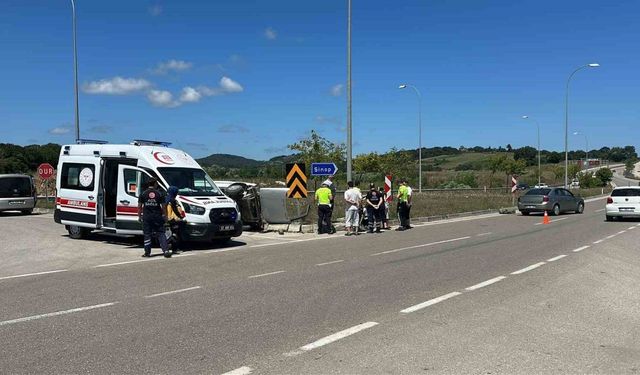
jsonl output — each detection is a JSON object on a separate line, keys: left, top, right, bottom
{"left": 1, "top": 0, "right": 639, "bottom": 160}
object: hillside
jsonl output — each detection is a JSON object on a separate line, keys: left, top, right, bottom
{"left": 196, "top": 154, "right": 264, "bottom": 168}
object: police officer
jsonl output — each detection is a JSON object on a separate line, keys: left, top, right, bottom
{"left": 138, "top": 178, "right": 171, "bottom": 258}
{"left": 365, "top": 183, "right": 383, "bottom": 233}
{"left": 315, "top": 182, "right": 333, "bottom": 234}
{"left": 396, "top": 179, "right": 410, "bottom": 231}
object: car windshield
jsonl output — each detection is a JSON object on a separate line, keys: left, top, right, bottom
{"left": 611, "top": 188, "right": 640, "bottom": 197}
{"left": 526, "top": 188, "right": 551, "bottom": 196}
{"left": 0, "top": 177, "right": 32, "bottom": 198}
{"left": 158, "top": 168, "right": 223, "bottom": 197}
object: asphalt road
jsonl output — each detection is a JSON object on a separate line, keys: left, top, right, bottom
{"left": 611, "top": 166, "right": 639, "bottom": 187}
{"left": 1, "top": 196, "right": 639, "bottom": 374}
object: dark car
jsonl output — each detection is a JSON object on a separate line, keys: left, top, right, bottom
{"left": 516, "top": 183, "right": 529, "bottom": 191}
{"left": 0, "top": 174, "right": 37, "bottom": 214}
{"left": 517, "top": 187, "right": 584, "bottom": 216}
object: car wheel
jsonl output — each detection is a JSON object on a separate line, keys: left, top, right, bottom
{"left": 21, "top": 209, "right": 33, "bottom": 215}
{"left": 576, "top": 202, "right": 584, "bottom": 214}
{"left": 68, "top": 225, "right": 88, "bottom": 239}
{"left": 605, "top": 215, "right": 613, "bottom": 222}
{"left": 521, "top": 211, "right": 530, "bottom": 216}
{"left": 552, "top": 204, "right": 561, "bottom": 216}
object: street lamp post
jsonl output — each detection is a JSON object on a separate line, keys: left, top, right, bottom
{"left": 573, "top": 131, "right": 589, "bottom": 170}
{"left": 522, "top": 115, "right": 541, "bottom": 186}
{"left": 346, "top": 0, "right": 352, "bottom": 182}
{"left": 70, "top": 0, "right": 80, "bottom": 142}
{"left": 398, "top": 84, "right": 423, "bottom": 192}
{"left": 564, "top": 63, "right": 599, "bottom": 188}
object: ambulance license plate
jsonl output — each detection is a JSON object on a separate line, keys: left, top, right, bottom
{"left": 220, "top": 225, "right": 234, "bottom": 231}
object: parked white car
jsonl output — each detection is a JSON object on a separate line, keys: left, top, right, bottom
{"left": 534, "top": 183, "right": 549, "bottom": 189}
{"left": 605, "top": 186, "right": 640, "bottom": 221}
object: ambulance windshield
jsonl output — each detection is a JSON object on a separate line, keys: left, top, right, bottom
{"left": 158, "top": 168, "right": 223, "bottom": 197}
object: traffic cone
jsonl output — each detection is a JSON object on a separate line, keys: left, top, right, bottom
{"left": 543, "top": 210, "right": 550, "bottom": 225}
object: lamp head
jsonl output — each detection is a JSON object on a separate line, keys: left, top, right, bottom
{"left": 522, "top": 115, "right": 529, "bottom": 119}
{"left": 573, "top": 131, "right": 579, "bottom": 135}
{"left": 588, "top": 63, "right": 600, "bottom": 68}
{"left": 398, "top": 84, "right": 407, "bottom": 89}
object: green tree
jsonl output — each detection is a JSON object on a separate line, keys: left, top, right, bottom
{"left": 595, "top": 167, "right": 613, "bottom": 187}
{"left": 287, "top": 130, "right": 346, "bottom": 174}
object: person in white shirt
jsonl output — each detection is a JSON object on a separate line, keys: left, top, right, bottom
{"left": 343, "top": 181, "right": 362, "bottom": 236}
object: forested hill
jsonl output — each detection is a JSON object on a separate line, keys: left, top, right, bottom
{"left": 0, "top": 143, "right": 61, "bottom": 174}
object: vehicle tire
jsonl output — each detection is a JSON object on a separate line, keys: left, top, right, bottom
{"left": 605, "top": 215, "right": 613, "bottom": 222}
{"left": 576, "top": 202, "right": 584, "bottom": 214}
{"left": 21, "top": 209, "right": 33, "bottom": 215}
{"left": 68, "top": 225, "right": 88, "bottom": 239}
{"left": 521, "top": 211, "right": 530, "bottom": 216}
{"left": 552, "top": 204, "right": 561, "bottom": 216}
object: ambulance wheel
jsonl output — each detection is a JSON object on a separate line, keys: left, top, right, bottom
{"left": 68, "top": 225, "right": 88, "bottom": 239}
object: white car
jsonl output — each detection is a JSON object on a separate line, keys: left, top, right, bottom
{"left": 534, "top": 183, "right": 549, "bottom": 189}
{"left": 605, "top": 186, "right": 640, "bottom": 221}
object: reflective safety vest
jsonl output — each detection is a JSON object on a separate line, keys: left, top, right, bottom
{"left": 315, "top": 187, "right": 332, "bottom": 205}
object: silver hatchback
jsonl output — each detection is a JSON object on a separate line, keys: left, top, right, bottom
{"left": 0, "top": 174, "right": 37, "bottom": 214}
{"left": 518, "top": 187, "right": 585, "bottom": 216}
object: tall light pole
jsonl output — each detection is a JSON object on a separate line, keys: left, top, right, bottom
{"left": 564, "top": 63, "right": 599, "bottom": 187}
{"left": 346, "top": 0, "right": 352, "bottom": 182}
{"left": 573, "top": 131, "right": 589, "bottom": 170}
{"left": 70, "top": 0, "right": 80, "bottom": 142}
{"left": 398, "top": 84, "right": 422, "bottom": 192}
{"left": 522, "top": 115, "right": 541, "bottom": 186}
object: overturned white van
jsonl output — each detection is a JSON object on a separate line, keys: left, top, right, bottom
{"left": 54, "top": 140, "right": 242, "bottom": 242}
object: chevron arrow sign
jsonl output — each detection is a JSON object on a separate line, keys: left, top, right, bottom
{"left": 286, "top": 163, "right": 308, "bottom": 198}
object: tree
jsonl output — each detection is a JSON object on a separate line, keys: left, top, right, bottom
{"left": 513, "top": 146, "right": 538, "bottom": 166}
{"left": 568, "top": 164, "right": 582, "bottom": 180}
{"left": 287, "top": 130, "right": 346, "bottom": 173}
{"left": 506, "top": 144, "right": 513, "bottom": 152}
{"left": 595, "top": 168, "right": 613, "bottom": 186}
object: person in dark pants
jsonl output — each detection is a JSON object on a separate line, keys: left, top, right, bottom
{"left": 396, "top": 179, "right": 410, "bottom": 231}
{"left": 365, "top": 183, "right": 383, "bottom": 233}
{"left": 166, "top": 186, "right": 186, "bottom": 253}
{"left": 315, "top": 182, "right": 333, "bottom": 234}
{"left": 138, "top": 178, "right": 171, "bottom": 258}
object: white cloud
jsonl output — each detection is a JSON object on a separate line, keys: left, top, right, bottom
{"left": 147, "top": 90, "right": 180, "bottom": 108}
{"left": 179, "top": 87, "right": 202, "bottom": 103}
{"left": 219, "top": 76, "right": 243, "bottom": 93}
{"left": 330, "top": 83, "right": 344, "bottom": 97}
{"left": 264, "top": 27, "right": 277, "bottom": 40}
{"left": 148, "top": 4, "right": 162, "bottom": 16}
{"left": 151, "top": 59, "right": 193, "bottom": 75}
{"left": 49, "top": 126, "right": 71, "bottom": 135}
{"left": 83, "top": 77, "right": 151, "bottom": 95}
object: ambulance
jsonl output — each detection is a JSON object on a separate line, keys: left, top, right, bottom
{"left": 54, "top": 140, "right": 242, "bottom": 242}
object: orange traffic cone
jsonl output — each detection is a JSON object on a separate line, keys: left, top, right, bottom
{"left": 542, "top": 210, "right": 550, "bottom": 225}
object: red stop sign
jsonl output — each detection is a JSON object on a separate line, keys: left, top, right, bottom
{"left": 38, "top": 163, "right": 55, "bottom": 180}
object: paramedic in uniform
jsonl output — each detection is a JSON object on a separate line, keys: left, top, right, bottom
{"left": 138, "top": 178, "right": 171, "bottom": 258}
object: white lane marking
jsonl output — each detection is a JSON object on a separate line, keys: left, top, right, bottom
{"left": 221, "top": 366, "right": 253, "bottom": 375}
{"left": 465, "top": 276, "right": 506, "bottom": 291}
{"left": 400, "top": 292, "right": 462, "bottom": 314}
{"left": 93, "top": 254, "right": 194, "bottom": 268}
{"left": 284, "top": 322, "right": 379, "bottom": 357}
{"left": 0, "top": 302, "right": 118, "bottom": 327}
{"left": 594, "top": 208, "right": 605, "bottom": 213}
{"left": 572, "top": 245, "right": 590, "bottom": 253}
{"left": 0, "top": 269, "right": 67, "bottom": 281}
{"left": 412, "top": 213, "right": 502, "bottom": 228}
{"left": 617, "top": 230, "right": 627, "bottom": 235}
{"left": 316, "top": 260, "right": 345, "bottom": 266}
{"left": 534, "top": 217, "right": 568, "bottom": 226}
{"left": 547, "top": 254, "right": 568, "bottom": 262}
{"left": 476, "top": 232, "right": 493, "bottom": 237}
{"left": 511, "top": 262, "right": 546, "bottom": 275}
{"left": 248, "top": 270, "right": 286, "bottom": 279}
{"left": 144, "top": 286, "right": 201, "bottom": 299}
{"left": 593, "top": 239, "right": 605, "bottom": 244}
{"left": 250, "top": 236, "right": 336, "bottom": 249}
{"left": 629, "top": 226, "right": 636, "bottom": 230}
{"left": 371, "top": 236, "right": 471, "bottom": 256}
{"left": 585, "top": 196, "right": 608, "bottom": 203}
{"left": 605, "top": 234, "right": 616, "bottom": 239}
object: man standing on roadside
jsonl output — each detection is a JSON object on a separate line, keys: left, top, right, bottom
{"left": 323, "top": 175, "right": 337, "bottom": 232}
{"left": 365, "top": 183, "right": 383, "bottom": 233}
{"left": 138, "top": 178, "right": 171, "bottom": 258}
{"left": 344, "top": 181, "right": 362, "bottom": 236}
{"left": 315, "top": 182, "right": 333, "bottom": 234}
{"left": 396, "top": 179, "right": 410, "bottom": 231}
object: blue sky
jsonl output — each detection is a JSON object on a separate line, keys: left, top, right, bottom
{"left": 1, "top": 0, "right": 638, "bottom": 160}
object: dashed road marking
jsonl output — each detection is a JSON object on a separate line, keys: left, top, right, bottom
{"left": 593, "top": 239, "right": 605, "bottom": 244}
{"left": 547, "top": 254, "right": 568, "bottom": 262}
{"left": 144, "top": 286, "right": 201, "bottom": 299}
{"left": 400, "top": 292, "right": 462, "bottom": 314}
{"left": 221, "top": 366, "right": 253, "bottom": 375}
{"left": 316, "top": 260, "right": 345, "bottom": 266}
{"left": 511, "top": 262, "right": 545, "bottom": 275}
{"left": 0, "top": 269, "right": 67, "bottom": 281}
{"left": 476, "top": 232, "right": 493, "bottom": 237}
{"left": 284, "top": 322, "right": 379, "bottom": 357}
{"left": 94, "top": 258, "right": 162, "bottom": 268}
{"left": 465, "top": 276, "right": 506, "bottom": 291}
{"left": 605, "top": 234, "right": 616, "bottom": 239}
{"left": 534, "top": 217, "right": 568, "bottom": 226}
{"left": 248, "top": 270, "right": 286, "bottom": 279}
{"left": 371, "top": 236, "right": 471, "bottom": 256}
{"left": 572, "top": 245, "right": 590, "bottom": 253}
{"left": 617, "top": 230, "right": 627, "bottom": 235}
{"left": 594, "top": 208, "right": 605, "bottom": 213}
{"left": 0, "top": 302, "right": 118, "bottom": 327}
{"left": 629, "top": 226, "right": 636, "bottom": 230}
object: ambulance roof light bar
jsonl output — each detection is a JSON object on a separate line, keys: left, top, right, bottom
{"left": 131, "top": 139, "right": 172, "bottom": 147}
{"left": 76, "top": 139, "right": 109, "bottom": 145}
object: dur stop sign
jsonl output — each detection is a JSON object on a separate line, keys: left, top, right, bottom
{"left": 38, "top": 163, "right": 55, "bottom": 180}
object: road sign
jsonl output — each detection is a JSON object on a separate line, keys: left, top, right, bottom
{"left": 286, "top": 163, "right": 307, "bottom": 198}
{"left": 511, "top": 176, "right": 518, "bottom": 193}
{"left": 38, "top": 163, "right": 55, "bottom": 180}
{"left": 310, "top": 163, "right": 338, "bottom": 176}
{"left": 384, "top": 175, "right": 392, "bottom": 202}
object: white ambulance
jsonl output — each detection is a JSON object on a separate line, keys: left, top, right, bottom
{"left": 54, "top": 140, "right": 242, "bottom": 242}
